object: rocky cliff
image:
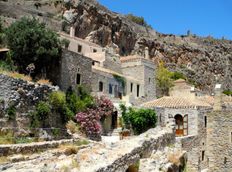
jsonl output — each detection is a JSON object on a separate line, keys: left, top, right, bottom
{"left": 0, "top": 0, "right": 231, "bottom": 92}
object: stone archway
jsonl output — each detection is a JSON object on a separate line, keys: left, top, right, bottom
{"left": 174, "top": 114, "right": 184, "bottom": 137}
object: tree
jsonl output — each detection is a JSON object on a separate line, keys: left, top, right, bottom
{"left": 156, "top": 61, "right": 174, "bottom": 96}
{"left": 5, "top": 17, "right": 62, "bottom": 76}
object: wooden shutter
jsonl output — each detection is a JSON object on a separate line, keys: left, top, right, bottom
{"left": 183, "top": 114, "right": 188, "bottom": 136}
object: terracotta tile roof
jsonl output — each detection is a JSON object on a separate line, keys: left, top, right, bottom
{"left": 142, "top": 96, "right": 211, "bottom": 109}
{"left": 198, "top": 95, "right": 232, "bottom": 106}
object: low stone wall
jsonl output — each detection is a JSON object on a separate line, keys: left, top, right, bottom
{"left": 0, "top": 139, "right": 76, "bottom": 156}
{"left": 0, "top": 74, "right": 56, "bottom": 115}
{"left": 77, "top": 122, "right": 176, "bottom": 172}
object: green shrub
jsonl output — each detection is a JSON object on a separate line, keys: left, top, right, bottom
{"left": 36, "top": 101, "right": 51, "bottom": 121}
{"left": 119, "top": 104, "right": 130, "bottom": 129}
{"left": 171, "top": 71, "right": 186, "bottom": 80}
{"left": 7, "top": 105, "right": 16, "bottom": 120}
{"left": 49, "top": 91, "right": 66, "bottom": 110}
{"left": 128, "top": 108, "right": 157, "bottom": 134}
{"left": 223, "top": 90, "right": 232, "bottom": 96}
{"left": 120, "top": 105, "right": 157, "bottom": 135}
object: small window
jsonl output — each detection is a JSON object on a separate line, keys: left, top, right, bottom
{"left": 99, "top": 81, "right": 103, "bottom": 92}
{"left": 149, "top": 78, "right": 151, "bottom": 84}
{"left": 78, "top": 45, "right": 82, "bottom": 53}
{"left": 130, "top": 83, "right": 133, "bottom": 93}
{"left": 109, "top": 84, "right": 112, "bottom": 94}
{"left": 93, "top": 49, "right": 97, "bottom": 53}
{"left": 137, "top": 84, "right": 140, "bottom": 97}
{"left": 224, "top": 157, "right": 227, "bottom": 164}
{"left": 205, "top": 116, "right": 207, "bottom": 128}
{"left": 92, "top": 61, "right": 95, "bottom": 66}
{"left": 76, "top": 73, "right": 81, "bottom": 85}
{"left": 231, "top": 132, "right": 232, "bottom": 143}
{"left": 202, "top": 151, "right": 205, "bottom": 161}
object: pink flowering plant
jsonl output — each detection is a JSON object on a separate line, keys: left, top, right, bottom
{"left": 76, "top": 96, "right": 114, "bottom": 138}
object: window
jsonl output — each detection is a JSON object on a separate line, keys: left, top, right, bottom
{"left": 78, "top": 45, "right": 82, "bottom": 53}
{"left": 137, "top": 84, "right": 140, "bottom": 97}
{"left": 202, "top": 151, "right": 205, "bottom": 161}
{"left": 109, "top": 84, "right": 112, "bottom": 94}
{"left": 130, "top": 83, "right": 133, "bottom": 93}
{"left": 76, "top": 73, "right": 81, "bottom": 85}
{"left": 92, "top": 61, "right": 95, "bottom": 66}
{"left": 149, "top": 78, "right": 151, "bottom": 84}
{"left": 205, "top": 116, "right": 207, "bottom": 128}
{"left": 93, "top": 49, "right": 97, "bottom": 53}
{"left": 175, "top": 114, "right": 184, "bottom": 137}
{"left": 184, "top": 115, "right": 188, "bottom": 136}
{"left": 99, "top": 81, "right": 103, "bottom": 92}
{"left": 231, "top": 132, "right": 232, "bottom": 143}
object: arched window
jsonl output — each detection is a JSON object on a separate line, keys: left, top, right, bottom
{"left": 99, "top": 81, "right": 103, "bottom": 92}
{"left": 174, "top": 114, "right": 184, "bottom": 137}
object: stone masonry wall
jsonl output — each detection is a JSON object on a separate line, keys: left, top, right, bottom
{"left": 0, "top": 74, "right": 56, "bottom": 131}
{"left": 0, "top": 74, "right": 55, "bottom": 116}
{"left": 76, "top": 122, "right": 176, "bottom": 172}
{"left": 207, "top": 110, "right": 232, "bottom": 172}
{"left": 59, "top": 49, "right": 93, "bottom": 92}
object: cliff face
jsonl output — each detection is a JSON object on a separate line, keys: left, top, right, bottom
{"left": 0, "top": 0, "right": 231, "bottom": 92}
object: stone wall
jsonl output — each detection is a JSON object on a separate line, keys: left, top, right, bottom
{"left": 207, "top": 110, "right": 232, "bottom": 172}
{"left": 0, "top": 74, "right": 56, "bottom": 121}
{"left": 77, "top": 122, "right": 176, "bottom": 172}
{"left": 0, "top": 139, "right": 76, "bottom": 156}
{"left": 58, "top": 49, "right": 93, "bottom": 92}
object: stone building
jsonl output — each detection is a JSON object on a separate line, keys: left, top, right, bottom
{"left": 142, "top": 80, "right": 232, "bottom": 172}
{"left": 207, "top": 110, "right": 232, "bottom": 172}
{"left": 58, "top": 28, "right": 156, "bottom": 106}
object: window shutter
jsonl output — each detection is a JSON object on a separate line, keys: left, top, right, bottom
{"left": 183, "top": 114, "right": 188, "bottom": 136}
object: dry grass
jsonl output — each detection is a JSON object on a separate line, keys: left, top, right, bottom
{"left": 0, "top": 156, "right": 9, "bottom": 165}
{"left": 0, "top": 70, "right": 32, "bottom": 82}
{"left": 167, "top": 150, "right": 183, "bottom": 166}
{"left": 59, "top": 145, "right": 79, "bottom": 155}
{"left": 37, "top": 78, "right": 52, "bottom": 85}
{"left": 66, "top": 121, "right": 80, "bottom": 134}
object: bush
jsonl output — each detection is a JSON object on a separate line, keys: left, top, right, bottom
{"left": 49, "top": 91, "right": 66, "bottom": 110}
{"left": 36, "top": 101, "right": 51, "bottom": 121}
{"left": 7, "top": 105, "right": 16, "bottom": 121}
{"left": 120, "top": 105, "right": 157, "bottom": 135}
{"left": 119, "top": 104, "right": 130, "bottom": 129}
{"left": 76, "top": 96, "right": 114, "bottom": 138}
{"left": 223, "top": 90, "right": 232, "bottom": 96}
{"left": 66, "top": 120, "right": 80, "bottom": 134}
{"left": 171, "top": 71, "right": 186, "bottom": 80}
{"left": 128, "top": 108, "right": 157, "bottom": 134}
{"left": 126, "top": 14, "right": 152, "bottom": 28}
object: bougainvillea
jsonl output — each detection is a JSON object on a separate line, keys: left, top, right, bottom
{"left": 76, "top": 96, "right": 114, "bottom": 138}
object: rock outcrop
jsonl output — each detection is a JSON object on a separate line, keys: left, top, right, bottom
{"left": 0, "top": 0, "right": 231, "bottom": 92}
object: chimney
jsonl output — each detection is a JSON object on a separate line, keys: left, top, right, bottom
{"left": 213, "top": 84, "right": 222, "bottom": 111}
{"left": 70, "top": 26, "right": 75, "bottom": 37}
{"left": 145, "top": 47, "right": 149, "bottom": 60}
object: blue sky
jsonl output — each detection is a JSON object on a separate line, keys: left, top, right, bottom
{"left": 98, "top": 0, "right": 232, "bottom": 40}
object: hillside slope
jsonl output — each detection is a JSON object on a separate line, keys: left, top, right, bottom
{"left": 0, "top": 0, "right": 231, "bottom": 92}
